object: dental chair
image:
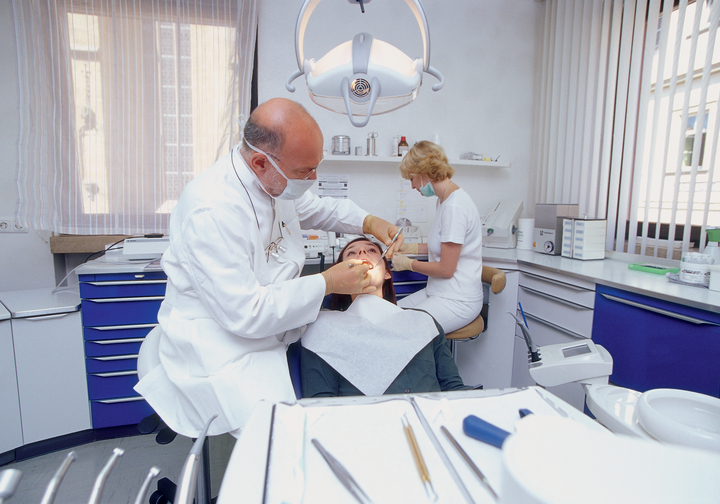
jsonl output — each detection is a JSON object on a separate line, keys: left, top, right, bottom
{"left": 136, "top": 328, "right": 214, "bottom": 504}
{"left": 445, "top": 265, "right": 507, "bottom": 358}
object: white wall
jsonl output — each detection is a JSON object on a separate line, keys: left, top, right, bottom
{"left": 0, "top": 0, "right": 57, "bottom": 291}
{"left": 0, "top": 0, "right": 544, "bottom": 290}
{"left": 258, "top": 0, "right": 544, "bottom": 234}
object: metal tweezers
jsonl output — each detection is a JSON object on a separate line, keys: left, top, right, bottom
{"left": 311, "top": 438, "right": 375, "bottom": 504}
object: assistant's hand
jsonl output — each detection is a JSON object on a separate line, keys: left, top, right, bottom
{"left": 398, "top": 242, "right": 419, "bottom": 255}
{"left": 390, "top": 252, "right": 414, "bottom": 272}
{"left": 320, "top": 260, "right": 377, "bottom": 296}
{"left": 363, "top": 215, "right": 404, "bottom": 258}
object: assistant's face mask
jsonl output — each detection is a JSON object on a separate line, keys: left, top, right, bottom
{"left": 419, "top": 176, "right": 436, "bottom": 198}
{"left": 245, "top": 140, "right": 315, "bottom": 200}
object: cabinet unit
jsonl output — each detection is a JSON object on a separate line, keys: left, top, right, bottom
{"left": 0, "top": 303, "right": 22, "bottom": 454}
{"left": 0, "top": 289, "right": 91, "bottom": 445}
{"left": 78, "top": 267, "right": 166, "bottom": 428}
{"left": 593, "top": 284, "right": 720, "bottom": 397}
{"left": 511, "top": 269, "right": 596, "bottom": 410}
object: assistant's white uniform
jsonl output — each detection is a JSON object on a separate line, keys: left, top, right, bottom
{"left": 134, "top": 146, "right": 367, "bottom": 437}
{"left": 398, "top": 188, "right": 483, "bottom": 333}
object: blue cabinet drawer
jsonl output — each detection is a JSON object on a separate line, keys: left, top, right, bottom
{"left": 81, "top": 297, "right": 163, "bottom": 326}
{"left": 85, "top": 338, "right": 144, "bottom": 357}
{"left": 87, "top": 371, "right": 139, "bottom": 400}
{"left": 84, "top": 324, "right": 156, "bottom": 342}
{"left": 86, "top": 355, "right": 138, "bottom": 373}
{"left": 394, "top": 282, "right": 427, "bottom": 295}
{"left": 90, "top": 397, "right": 155, "bottom": 429}
{"left": 392, "top": 270, "right": 428, "bottom": 282}
{"left": 79, "top": 272, "right": 167, "bottom": 283}
{"left": 80, "top": 280, "right": 166, "bottom": 299}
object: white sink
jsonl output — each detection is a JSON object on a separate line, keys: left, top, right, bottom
{"left": 637, "top": 388, "right": 720, "bottom": 452}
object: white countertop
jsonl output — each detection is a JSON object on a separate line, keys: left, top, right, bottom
{"left": 0, "top": 288, "right": 81, "bottom": 318}
{"left": 75, "top": 248, "right": 720, "bottom": 312}
{"left": 482, "top": 248, "right": 720, "bottom": 313}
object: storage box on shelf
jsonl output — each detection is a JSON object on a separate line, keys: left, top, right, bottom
{"left": 78, "top": 265, "right": 166, "bottom": 429}
{"left": 511, "top": 268, "right": 596, "bottom": 410}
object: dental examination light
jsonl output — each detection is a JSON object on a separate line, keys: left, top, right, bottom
{"left": 286, "top": 0, "right": 444, "bottom": 127}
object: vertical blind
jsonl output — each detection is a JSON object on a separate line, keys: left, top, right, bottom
{"left": 11, "top": 0, "right": 257, "bottom": 235}
{"left": 536, "top": 0, "right": 720, "bottom": 259}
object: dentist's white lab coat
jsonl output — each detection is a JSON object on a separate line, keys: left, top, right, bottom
{"left": 134, "top": 146, "right": 367, "bottom": 437}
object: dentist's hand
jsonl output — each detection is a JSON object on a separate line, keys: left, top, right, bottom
{"left": 320, "top": 260, "right": 377, "bottom": 296}
{"left": 390, "top": 252, "right": 414, "bottom": 272}
{"left": 363, "top": 215, "right": 404, "bottom": 258}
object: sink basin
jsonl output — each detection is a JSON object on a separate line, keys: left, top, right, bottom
{"left": 637, "top": 388, "right": 720, "bottom": 452}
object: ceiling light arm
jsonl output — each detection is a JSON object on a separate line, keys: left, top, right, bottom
{"left": 341, "top": 76, "right": 381, "bottom": 127}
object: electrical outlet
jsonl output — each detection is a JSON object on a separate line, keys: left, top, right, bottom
{"left": 0, "top": 218, "right": 29, "bottom": 233}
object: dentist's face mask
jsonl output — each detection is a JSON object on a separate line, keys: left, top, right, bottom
{"left": 245, "top": 140, "right": 316, "bottom": 200}
{"left": 419, "top": 176, "right": 436, "bottom": 198}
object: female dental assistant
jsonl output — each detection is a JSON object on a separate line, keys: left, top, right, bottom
{"left": 134, "top": 98, "right": 402, "bottom": 438}
{"left": 391, "top": 141, "right": 484, "bottom": 334}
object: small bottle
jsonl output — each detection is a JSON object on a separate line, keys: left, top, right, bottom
{"left": 392, "top": 136, "right": 399, "bottom": 156}
{"left": 398, "top": 136, "right": 409, "bottom": 157}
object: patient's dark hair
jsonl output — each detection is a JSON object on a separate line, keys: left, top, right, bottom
{"left": 327, "top": 237, "right": 397, "bottom": 311}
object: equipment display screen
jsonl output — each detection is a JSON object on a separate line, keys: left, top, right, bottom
{"left": 562, "top": 344, "right": 592, "bottom": 358}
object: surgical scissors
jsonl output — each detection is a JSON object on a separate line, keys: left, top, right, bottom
{"left": 311, "top": 438, "right": 375, "bottom": 504}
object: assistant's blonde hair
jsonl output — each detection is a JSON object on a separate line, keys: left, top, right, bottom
{"left": 398, "top": 140, "right": 455, "bottom": 181}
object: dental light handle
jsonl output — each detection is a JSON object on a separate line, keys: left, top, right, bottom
{"left": 0, "top": 469, "right": 22, "bottom": 504}
{"left": 87, "top": 448, "right": 124, "bottom": 504}
{"left": 40, "top": 451, "right": 76, "bottom": 504}
{"left": 463, "top": 415, "right": 510, "bottom": 449}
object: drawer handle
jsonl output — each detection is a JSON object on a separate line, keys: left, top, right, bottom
{"left": 522, "top": 272, "right": 591, "bottom": 292}
{"left": 90, "top": 338, "right": 145, "bottom": 344}
{"left": 89, "top": 323, "right": 158, "bottom": 331}
{"left": 520, "top": 285, "right": 592, "bottom": 311}
{"left": 95, "top": 396, "right": 145, "bottom": 404}
{"left": 86, "top": 296, "right": 164, "bottom": 303}
{"left": 89, "top": 354, "right": 139, "bottom": 361}
{"left": 85, "top": 280, "right": 167, "bottom": 286}
{"left": 599, "top": 293, "right": 719, "bottom": 326}
{"left": 92, "top": 371, "right": 138, "bottom": 378}
{"left": 523, "top": 312, "right": 587, "bottom": 340}
{"left": 20, "top": 312, "right": 73, "bottom": 321}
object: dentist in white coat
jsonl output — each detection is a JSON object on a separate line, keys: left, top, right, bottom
{"left": 135, "top": 98, "right": 403, "bottom": 437}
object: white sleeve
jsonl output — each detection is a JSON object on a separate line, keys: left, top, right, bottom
{"left": 176, "top": 204, "right": 327, "bottom": 339}
{"left": 294, "top": 191, "right": 368, "bottom": 235}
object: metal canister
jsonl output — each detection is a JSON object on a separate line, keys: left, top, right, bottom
{"left": 366, "top": 132, "right": 378, "bottom": 156}
{"left": 332, "top": 135, "right": 351, "bottom": 155}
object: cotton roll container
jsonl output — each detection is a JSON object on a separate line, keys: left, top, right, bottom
{"left": 516, "top": 218, "right": 534, "bottom": 250}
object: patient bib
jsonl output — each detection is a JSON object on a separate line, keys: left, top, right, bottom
{"left": 301, "top": 295, "right": 439, "bottom": 396}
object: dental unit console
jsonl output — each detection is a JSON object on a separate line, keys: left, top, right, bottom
{"left": 511, "top": 312, "right": 720, "bottom": 452}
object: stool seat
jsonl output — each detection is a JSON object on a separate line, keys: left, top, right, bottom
{"left": 446, "top": 313, "right": 484, "bottom": 340}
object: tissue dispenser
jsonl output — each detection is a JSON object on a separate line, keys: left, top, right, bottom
{"left": 482, "top": 200, "right": 524, "bottom": 249}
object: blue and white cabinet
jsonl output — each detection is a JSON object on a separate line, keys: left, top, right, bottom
{"left": 77, "top": 263, "right": 166, "bottom": 428}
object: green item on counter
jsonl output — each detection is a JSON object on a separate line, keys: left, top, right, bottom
{"left": 707, "top": 228, "right": 720, "bottom": 242}
{"left": 628, "top": 263, "right": 680, "bottom": 274}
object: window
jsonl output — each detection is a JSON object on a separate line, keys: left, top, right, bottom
{"left": 13, "top": 0, "right": 257, "bottom": 234}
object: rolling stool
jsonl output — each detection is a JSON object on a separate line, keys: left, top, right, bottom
{"left": 445, "top": 266, "right": 507, "bottom": 360}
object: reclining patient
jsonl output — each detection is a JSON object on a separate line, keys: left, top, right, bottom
{"left": 301, "top": 237, "right": 470, "bottom": 397}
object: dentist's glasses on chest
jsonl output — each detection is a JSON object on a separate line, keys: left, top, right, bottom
{"left": 265, "top": 221, "right": 292, "bottom": 261}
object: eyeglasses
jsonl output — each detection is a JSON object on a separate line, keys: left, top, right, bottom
{"left": 266, "top": 152, "right": 321, "bottom": 180}
{"left": 265, "top": 221, "right": 292, "bottom": 261}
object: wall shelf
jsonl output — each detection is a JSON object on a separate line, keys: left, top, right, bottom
{"left": 323, "top": 154, "right": 511, "bottom": 168}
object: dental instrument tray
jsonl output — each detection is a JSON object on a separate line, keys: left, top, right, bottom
{"left": 628, "top": 263, "right": 680, "bottom": 274}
